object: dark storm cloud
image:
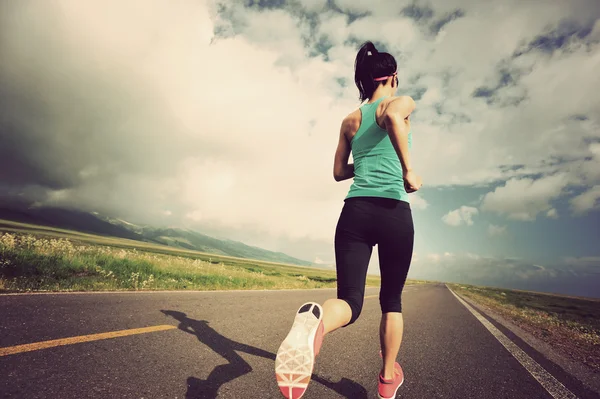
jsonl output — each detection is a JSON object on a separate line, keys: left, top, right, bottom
{"left": 0, "top": 2, "right": 224, "bottom": 216}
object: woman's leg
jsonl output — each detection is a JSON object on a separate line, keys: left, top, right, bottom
{"left": 377, "top": 203, "right": 414, "bottom": 380}
{"left": 379, "top": 313, "right": 404, "bottom": 380}
{"left": 322, "top": 298, "right": 352, "bottom": 335}
{"left": 323, "top": 198, "right": 374, "bottom": 336}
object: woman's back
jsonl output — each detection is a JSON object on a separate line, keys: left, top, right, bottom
{"left": 346, "top": 96, "right": 413, "bottom": 203}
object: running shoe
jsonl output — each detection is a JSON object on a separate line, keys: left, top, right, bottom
{"left": 275, "top": 302, "right": 325, "bottom": 399}
{"left": 377, "top": 358, "right": 404, "bottom": 399}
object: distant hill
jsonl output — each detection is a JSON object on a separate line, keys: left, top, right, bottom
{"left": 101, "top": 216, "right": 313, "bottom": 266}
{"left": 0, "top": 202, "right": 147, "bottom": 242}
{"left": 0, "top": 201, "right": 313, "bottom": 266}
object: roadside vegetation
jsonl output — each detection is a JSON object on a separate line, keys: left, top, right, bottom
{"left": 0, "top": 229, "right": 389, "bottom": 292}
{"left": 449, "top": 283, "right": 600, "bottom": 372}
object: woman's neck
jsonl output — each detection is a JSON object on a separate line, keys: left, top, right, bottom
{"left": 368, "top": 86, "right": 395, "bottom": 103}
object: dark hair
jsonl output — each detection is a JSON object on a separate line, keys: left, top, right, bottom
{"left": 354, "top": 41, "right": 397, "bottom": 102}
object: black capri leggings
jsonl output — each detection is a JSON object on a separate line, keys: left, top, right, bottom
{"left": 334, "top": 197, "right": 414, "bottom": 326}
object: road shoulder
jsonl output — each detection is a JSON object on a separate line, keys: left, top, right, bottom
{"left": 453, "top": 287, "right": 600, "bottom": 397}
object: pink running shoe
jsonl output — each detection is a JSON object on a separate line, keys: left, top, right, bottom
{"left": 275, "top": 302, "right": 325, "bottom": 399}
{"left": 377, "top": 361, "right": 404, "bottom": 399}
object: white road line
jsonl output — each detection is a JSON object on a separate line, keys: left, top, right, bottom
{"left": 447, "top": 286, "right": 578, "bottom": 399}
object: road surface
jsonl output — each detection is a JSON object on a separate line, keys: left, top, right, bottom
{"left": 0, "top": 284, "right": 597, "bottom": 398}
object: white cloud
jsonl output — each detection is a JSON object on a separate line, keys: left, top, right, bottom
{"left": 570, "top": 185, "right": 600, "bottom": 215}
{"left": 2, "top": 0, "right": 599, "bottom": 262}
{"left": 313, "top": 257, "right": 334, "bottom": 266}
{"left": 427, "top": 253, "right": 441, "bottom": 262}
{"left": 488, "top": 224, "right": 507, "bottom": 237}
{"left": 563, "top": 256, "right": 600, "bottom": 272}
{"left": 480, "top": 174, "right": 568, "bottom": 221}
{"left": 442, "top": 206, "right": 479, "bottom": 226}
{"left": 301, "top": 0, "right": 328, "bottom": 13}
{"left": 408, "top": 252, "right": 600, "bottom": 298}
{"left": 409, "top": 193, "right": 429, "bottom": 210}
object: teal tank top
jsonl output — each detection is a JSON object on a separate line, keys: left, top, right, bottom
{"left": 346, "top": 96, "right": 412, "bottom": 203}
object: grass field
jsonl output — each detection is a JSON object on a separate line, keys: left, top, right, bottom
{"left": 0, "top": 220, "right": 393, "bottom": 292}
{"left": 448, "top": 283, "right": 600, "bottom": 372}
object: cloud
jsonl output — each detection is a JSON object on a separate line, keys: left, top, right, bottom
{"left": 409, "top": 252, "right": 600, "bottom": 298}
{"left": 442, "top": 206, "right": 478, "bottom": 226}
{"left": 546, "top": 208, "right": 559, "bottom": 219}
{"left": 480, "top": 174, "right": 568, "bottom": 221}
{"left": 306, "top": 1, "right": 329, "bottom": 12}
{"left": 488, "top": 224, "right": 507, "bottom": 237}
{"left": 313, "top": 256, "right": 334, "bottom": 267}
{"left": 563, "top": 256, "right": 600, "bottom": 273}
{"left": 1, "top": 0, "right": 599, "bottom": 265}
{"left": 409, "top": 193, "right": 429, "bottom": 210}
{"left": 570, "top": 185, "right": 600, "bottom": 215}
{"left": 0, "top": 0, "right": 351, "bottom": 243}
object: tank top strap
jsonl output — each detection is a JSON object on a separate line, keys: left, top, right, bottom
{"left": 356, "top": 96, "right": 387, "bottom": 137}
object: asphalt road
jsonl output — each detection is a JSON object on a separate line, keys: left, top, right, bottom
{"left": 0, "top": 284, "right": 597, "bottom": 399}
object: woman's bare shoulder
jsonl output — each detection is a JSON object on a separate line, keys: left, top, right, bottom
{"left": 382, "top": 95, "right": 416, "bottom": 117}
{"left": 342, "top": 108, "right": 362, "bottom": 129}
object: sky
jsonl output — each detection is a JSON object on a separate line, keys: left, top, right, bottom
{"left": 1, "top": 0, "right": 599, "bottom": 298}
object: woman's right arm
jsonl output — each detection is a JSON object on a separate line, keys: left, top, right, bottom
{"left": 383, "top": 96, "right": 422, "bottom": 192}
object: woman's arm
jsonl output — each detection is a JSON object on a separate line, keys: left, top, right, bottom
{"left": 383, "top": 96, "right": 415, "bottom": 173}
{"left": 384, "top": 96, "right": 422, "bottom": 192}
{"left": 333, "top": 117, "right": 355, "bottom": 182}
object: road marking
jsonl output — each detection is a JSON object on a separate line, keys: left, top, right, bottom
{"left": 447, "top": 286, "right": 578, "bottom": 399}
{"left": 0, "top": 325, "right": 177, "bottom": 357}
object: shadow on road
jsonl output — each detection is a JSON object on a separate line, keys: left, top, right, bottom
{"left": 161, "top": 310, "right": 368, "bottom": 399}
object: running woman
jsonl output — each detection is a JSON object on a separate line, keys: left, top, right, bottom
{"left": 275, "top": 41, "right": 422, "bottom": 399}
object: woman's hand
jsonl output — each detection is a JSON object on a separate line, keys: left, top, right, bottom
{"left": 404, "top": 170, "right": 422, "bottom": 193}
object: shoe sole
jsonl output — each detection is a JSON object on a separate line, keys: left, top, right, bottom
{"left": 275, "top": 302, "right": 324, "bottom": 399}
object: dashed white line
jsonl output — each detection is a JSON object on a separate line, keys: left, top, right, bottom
{"left": 447, "top": 286, "right": 578, "bottom": 399}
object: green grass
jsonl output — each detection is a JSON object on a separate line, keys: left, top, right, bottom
{"left": 448, "top": 283, "right": 600, "bottom": 371}
{"left": 0, "top": 226, "right": 389, "bottom": 292}
{"left": 0, "top": 219, "right": 309, "bottom": 267}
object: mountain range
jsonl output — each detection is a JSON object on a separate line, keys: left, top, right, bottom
{"left": 0, "top": 200, "right": 313, "bottom": 267}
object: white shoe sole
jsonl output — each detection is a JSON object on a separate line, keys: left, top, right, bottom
{"left": 275, "top": 302, "right": 324, "bottom": 399}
